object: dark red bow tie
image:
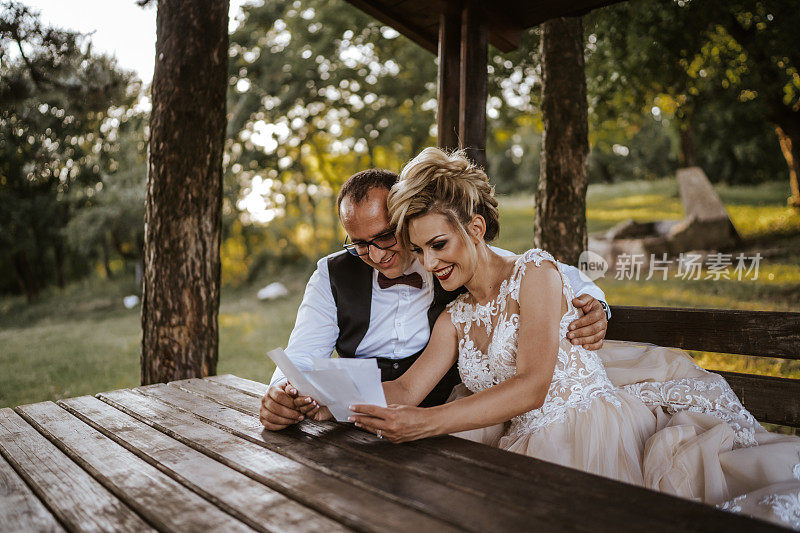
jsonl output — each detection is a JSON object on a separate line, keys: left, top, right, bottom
{"left": 377, "top": 272, "right": 423, "bottom": 290}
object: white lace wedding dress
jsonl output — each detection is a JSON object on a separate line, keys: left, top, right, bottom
{"left": 446, "top": 248, "right": 800, "bottom": 529}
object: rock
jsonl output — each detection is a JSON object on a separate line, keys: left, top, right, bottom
{"left": 591, "top": 168, "right": 741, "bottom": 272}
{"left": 667, "top": 216, "right": 737, "bottom": 254}
{"left": 604, "top": 219, "right": 657, "bottom": 240}
{"left": 677, "top": 167, "right": 737, "bottom": 226}
{"left": 257, "top": 282, "right": 289, "bottom": 300}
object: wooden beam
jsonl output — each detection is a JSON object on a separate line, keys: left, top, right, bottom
{"left": 487, "top": 9, "right": 523, "bottom": 52}
{"left": 515, "top": 0, "right": 624, "bottom": 27}
{"left": 458, "top": 0, "right": 488, "bottom": 168}
{"left": 342, "top": 0, "right": 438, "bottom": 54}
{"left": 437, "top": 9, "right": 461, "bottom": 151}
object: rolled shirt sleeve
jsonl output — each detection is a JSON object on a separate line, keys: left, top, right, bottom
{"left": 560, "top": 263, "right": 611, "bottom": 319}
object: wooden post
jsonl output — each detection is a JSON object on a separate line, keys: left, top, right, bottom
{"left": 459, "top": 0, "right": 488, "bottom": 169}
{"left": 141, "top": 0, "right": 229, "bottom": 384}
{"left": 535, "top": 17, "right": 589, "bottom": 266}
{"left": 437, "top": 9, "right": 461, "bottom": 152}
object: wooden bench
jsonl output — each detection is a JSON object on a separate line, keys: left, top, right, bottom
{"left": 606, "top": 306, "right": 800, "bottom": 429}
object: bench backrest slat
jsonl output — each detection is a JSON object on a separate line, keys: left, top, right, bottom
{"left": 713, "top": 370, "right": 800, "bottom": 428}
{"left": 606, "top": 306, "right": 800, "bottom": 359}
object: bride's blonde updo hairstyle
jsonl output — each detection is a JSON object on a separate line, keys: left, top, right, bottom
{"left": 388, "top": 147, "right": 499, "bottom": 248}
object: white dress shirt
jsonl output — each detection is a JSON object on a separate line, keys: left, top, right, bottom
{"left": 269, "top": 247, "right": 608, "bottom": 386}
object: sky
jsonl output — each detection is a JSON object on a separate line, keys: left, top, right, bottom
{"left": 20, "top": 0, "right": 251, "bottom": 84}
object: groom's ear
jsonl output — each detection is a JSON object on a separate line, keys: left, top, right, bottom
{"left": 467, "top": 215, "right": 486, "bottom": 242}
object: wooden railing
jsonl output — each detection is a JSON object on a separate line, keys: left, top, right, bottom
{"left": 606, "top": 306, "right": 800, "bottom": 429}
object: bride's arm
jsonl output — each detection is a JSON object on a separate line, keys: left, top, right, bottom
{"left": 350, "top": 261, "right": 563, "bottom": 442}
{"left": 382, "top": 311, "right": 459, "bottom": 406}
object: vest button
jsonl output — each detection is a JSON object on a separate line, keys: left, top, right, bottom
{"left": 392, "top": 362, "right": 399, "bottom": 369}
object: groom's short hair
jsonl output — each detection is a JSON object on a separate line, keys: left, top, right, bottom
{"left": 337, "top": 169, "right": 398, "bottom": 210}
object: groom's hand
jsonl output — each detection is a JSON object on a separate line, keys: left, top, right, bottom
{"left": 567, "top": 295, "right": 607, "bottom": 351}
{"left": 260, "top": 382, "right": 308, "bottom": 431}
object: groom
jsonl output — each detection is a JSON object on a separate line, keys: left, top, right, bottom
{"left": 260, "top": 169, "right": 610, "bottom": 430}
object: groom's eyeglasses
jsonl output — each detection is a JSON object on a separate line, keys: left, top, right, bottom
{"left": 343, "top": 228, "right": 398, "bottom": 256}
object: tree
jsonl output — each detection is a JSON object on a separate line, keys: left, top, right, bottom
{"left": 0, "top": 1, "right": 134, "bottom": 299}
{"left": 65, "top": 104, "right": 148, "bottom": 282}
{"left": 717, "top": 1, "right": 800, "bottom": 208}
{"left": 141, "top": 0, "right": 229, "bottom": 384}
{"left": 587, "top": 0, "right": 800, "bottom": 203}
{"left": 534, "top": 17, "right": 589, "bottom": 265}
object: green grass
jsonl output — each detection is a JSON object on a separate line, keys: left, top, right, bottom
{"left": 2, "top": 179, "right": 799, "bottom": 407}
{"left": 0, "top": 273, "right": 310, "bottom": 407}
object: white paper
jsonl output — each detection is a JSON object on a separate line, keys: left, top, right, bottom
{"left": 266, "top": 348, "right": 327, "bottom": 400}
{"left": 267, "top": 348, "right": 387, "bottom": 422}
{"left": 312, "top": 358, "right": 386, "bottom": 412}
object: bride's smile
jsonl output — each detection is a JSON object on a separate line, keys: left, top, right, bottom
{"left": 433, "top": 264, "right": 453, "bottom": 281}
{"left": 408, "top": 212, "right": 477, "bottom": 291}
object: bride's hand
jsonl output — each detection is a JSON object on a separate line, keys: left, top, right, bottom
{"left": 348, "top": 404, "right": 434, "bottom": 443}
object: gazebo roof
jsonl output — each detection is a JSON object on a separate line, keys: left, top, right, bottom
{"left": 344, "top": 0, "right": 621, "bottom": 53}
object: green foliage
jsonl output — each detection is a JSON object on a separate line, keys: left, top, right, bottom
{"left": 223, "top": 0, "right": 439, "bottom": 278}
{"left": 64, "top": 106, "right": 147, "bottom": 277}
{"left": 585, "top": 0, "right": 798, "bottom": 184}
{"left": 588, "top": 119, "right": 678, "bottom": 183}
{"left": 0, "top": 2, "right": 137, "bottom": 297}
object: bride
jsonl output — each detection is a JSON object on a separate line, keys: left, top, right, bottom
{"left": 348, "top": 147, "right": 800, "bottom": 529}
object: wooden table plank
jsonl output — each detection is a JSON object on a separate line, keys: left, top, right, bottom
{"left": 0, "top": 407, "right": 153, "bottom": 532}
{"left": 0, "top": 440, "right": 64, "bottom": 533}
{"left": 97, "top": 387, "right": 458, "bottom": 533}
{"left": 210, "top": 374, "right": 786, "bottom": 533}
{"left": 203, "top": 380, "right": 669, "bottom": 529}
{"left": 15, "top": 402, "right": 256, "bottom": 533}
{"left": 168, "top": 378, "right": 556, "bottom": 532}
{"left": 59, "top": 395, "right": 348, "bottom": 533}
{"left": 209, "top": 374, "right": 267, "bottom": 395}
{"left": 197, "top": 378, "right": 553, "bottom": 511}
{"left": 409, "top": 430, "right": 789, "bottom": 532}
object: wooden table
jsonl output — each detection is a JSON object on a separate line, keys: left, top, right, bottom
{"left": 0, "top": 375, "right": 787, "bottom": 532}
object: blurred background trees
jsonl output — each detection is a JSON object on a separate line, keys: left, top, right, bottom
{"left": 1, "top": 0, "right": 797, "bottom": 299}
{"left": 0, "top": 2, "right": 138, "bottom": 299}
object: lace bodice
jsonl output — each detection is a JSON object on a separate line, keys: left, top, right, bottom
{"left": 448, "top": 248, "right": 620, "bottom": 439}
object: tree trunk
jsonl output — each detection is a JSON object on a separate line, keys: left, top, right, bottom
{"left": 776, "top": 125, "right": 800, "bottom": 211}
{"left": 141, "top": 0, "right": 228, "bottom": 385}
{"left": 101, "top": 236, "right": 113, "bottom": 279}
{"left": 54, "top": 241, "right": 66, "bottom": 288}
{"left": 535, "top": 17, "right": 589, "bottom": 266}
{"left": 11, "top": 252, "right": 36, "bottom": 302}
{"left": 679, "top": 121, "right": 698, "bottom": 168}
